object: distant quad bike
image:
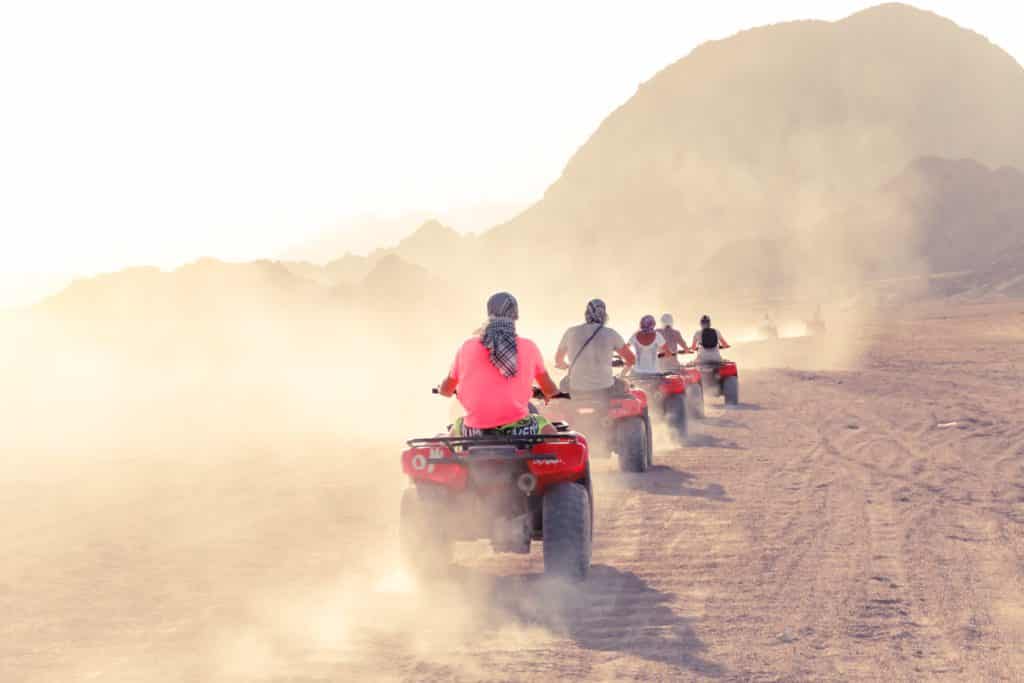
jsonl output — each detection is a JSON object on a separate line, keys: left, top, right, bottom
{"left": 401, "top": 425, "right": 593, "bottom": 580}
{"left": 537, "top": 382, "right": 653, "bottom": 473}
{"left": 688, "top": 359, "right": 740, "bottom": 406}
{"left": 621, "top": 356, "right": 705, "bottom": 438}
{"left": 655, "top": 351, "right": 707, "bottom": 420}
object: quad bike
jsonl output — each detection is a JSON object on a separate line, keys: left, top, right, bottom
{"left": 401, "top": 394, "right": 593, "bottom": 580}
{"left": 686, "top": 358, "right": 740, "bottom": 406}
{"left": 618, "top": 355, "right": 703, "bottom": 439}
{"left": 655, "top": 350, "right": 707, "bottom": 420}
{"left": 535, "top": 381, "right": 653, "bottom": 474}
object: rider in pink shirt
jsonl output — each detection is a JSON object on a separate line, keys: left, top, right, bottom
{"left": 439, "top": 292, "right": 559, "bottom": 434}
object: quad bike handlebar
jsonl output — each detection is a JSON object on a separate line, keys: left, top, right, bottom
{"left": 657, "top": 349, "right": 694, "bottom": 357}
{"left": 532, "top": 386, "right": 571, "bottom": 400}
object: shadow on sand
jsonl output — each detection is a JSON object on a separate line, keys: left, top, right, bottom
{"left": 617, "top": 466, "right": 733, "bottom": 501}
{"left": 453, "top": 564, "right": 726, "bottom": 678}
{"left": 685, "top": 433, "right": 744, "bottom": 450}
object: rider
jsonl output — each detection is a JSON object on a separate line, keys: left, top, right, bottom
{"left": 691, "top": 314, "right": 730, "bottom": 363}
{"left": 554, "top": 298, "right": 636, "bottom": 398}
{"left": 628, "top": 315, "right": 668, "bottom": 376}
{"left": 657, "top": 313, "right": 689, "bottom": 371}
{"left": 439, "top": 292, "right": 560, "bottom": 436}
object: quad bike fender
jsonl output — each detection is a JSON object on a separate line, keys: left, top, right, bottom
{"left": 718, "top": 362, "right": 738, "bottom": 379}
{"left": 402, "top": 445, "right": 469, "bottom": 491}
{"left": 403, "top": 438, "right": 589, "bottom": 496}
{"left": 527, "top": 438, "right": 589, "bottom": 496}
{"left": 683, "top": 367, "right": 703, "bottom": 386}
{"left": 658, "top": 374, "right": 687, "bottom": 397}
{"left": 609, "top": 390, "right": 648, "bottom": 419}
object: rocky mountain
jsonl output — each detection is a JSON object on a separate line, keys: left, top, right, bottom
{"left": 484, "top": 3, "right": 1024, "bottom": 293}
{"left": 282, "top": 202, "right": 522, "bottom": 264}
{"left": 38, "top": 258, "right": 327, "bottom": 319}
{"left": 33, "top": 3, "right": 1024, "bottom": 324}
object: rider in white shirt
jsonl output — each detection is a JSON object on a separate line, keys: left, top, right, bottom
{"left": 628, "top": 315, "right": 667, "bottom": 375}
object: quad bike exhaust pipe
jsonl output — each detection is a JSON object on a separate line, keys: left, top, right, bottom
{"left": 517, "top": 472, "right": 537, "bottom": 495}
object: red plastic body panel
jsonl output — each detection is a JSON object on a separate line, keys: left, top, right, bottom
{"left": 402, "top": 437, "right": 589, "bottom": 495}
{"left": 718, "top": 362, "right": 738, "bottom": 379}
{"left": 658, "top": 375, "right": 686, "bottom": 397}
{"left": 609, "top": 389, "right": 647, "bottom": 419}
{"left": 402, "top": 445, "right": 469, "bottom": 490}
{"left": 526, "top": 437, "right": 589, "bottom": 495}
{"left": 683, "top": 367, "right": 703, "bottom": 386}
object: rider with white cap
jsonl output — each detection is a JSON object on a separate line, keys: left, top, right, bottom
{"left": 657, "top": 313, "right": 689, "bottom": 371}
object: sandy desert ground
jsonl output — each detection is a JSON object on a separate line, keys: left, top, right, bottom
{"left": 3, "top": 300, "right": 1024, "bottom": 682}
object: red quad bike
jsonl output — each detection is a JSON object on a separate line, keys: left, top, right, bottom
{"left": 536, "top": 382, "right": 653, "bottom": 474}
{"left": 687, "top": 358, "right": 740, "bottom": 406}
{"left": 654, "top": 351, "right": 707, "bottom": 421}
{"left": 400, "top": 401, "right": 593, "bottom": 580}
{"left": 616, "top": 356, "right": 702, "bottom": 440}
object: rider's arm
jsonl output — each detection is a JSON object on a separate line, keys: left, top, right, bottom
{"left": 617, "top": 344, "right": 636, "bottom": 367}
{"left": 554, "top": 345, "right": 569, "bottom": 370}
{"left": 554, "top": 331, "right": 570, "bottom": 370}
{"left": 536, "top": 371, "right": 560, "bottom": 399}
{"left": 719, "top": 334, "right": 730, "bottom": 349}
{"left": 440, "top": 345, "right": 461, "bottom": 396}
{"left": 439, "top": 374, "right": 458, "bottom": 397}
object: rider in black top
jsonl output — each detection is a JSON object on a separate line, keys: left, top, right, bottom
{"left": 690, "top": 314, "right": 730, "bottom": 362}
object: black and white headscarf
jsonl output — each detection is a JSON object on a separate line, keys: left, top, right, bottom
{"left": 585, "top": 298, "right": 608, "bottom": 325}
{"left": 481, "top": 292, "right": 519, "bottom": 378}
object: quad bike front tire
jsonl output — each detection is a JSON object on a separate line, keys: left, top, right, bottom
{"left": 664, "top": 393, "right": 688, "bottom": 441}
{"left": 686, "top": 383, "right": 705, "bottom": 419}
{"left": 617, "top": 417, "right": 649, "bottom": 473}
{"left": 542, "top": 482, "right": 592, "bottom": 580}
{"left": 723, "top": 376, "right": 739, "bottom": 406}
{"left": 399, "top": 486, "right": 452, "bottom": 577}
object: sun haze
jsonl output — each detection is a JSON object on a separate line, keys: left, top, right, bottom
{"left": 1, "top": 0, "right": 1022, "bottom": 296}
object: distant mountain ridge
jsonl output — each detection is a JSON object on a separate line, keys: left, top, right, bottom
{"left": 34, "top": 3, "right": 1024, "bottom": 320}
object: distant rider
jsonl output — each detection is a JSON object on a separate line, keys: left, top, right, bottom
{"left": 691, "top": 314, "right": 730, "bottom": 363}
{"left": 439, "top": 292, "right": 560, "bottom": 436}
{"left": 657, "top": 313, "right": 689, "bottom": 371}
{"left": 555, "top": 298, "right": 636, "bottom": 398}
{"left": 628, "top": 315, "right": 668, "bottom": 376}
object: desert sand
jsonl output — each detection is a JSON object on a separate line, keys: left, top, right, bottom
{"left": 3, "top": 299, "right": 1022, "bottom": 682}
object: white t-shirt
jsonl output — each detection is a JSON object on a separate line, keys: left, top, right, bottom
{"left": 557, "top": 323, "right": 627, "bottom": 392}
{"left": 629, "top": 332, "right": 665, "bottom": 374}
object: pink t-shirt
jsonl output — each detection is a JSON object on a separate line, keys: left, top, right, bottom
{"left": 449, "top": 336, "right": 547, "bottom": 429}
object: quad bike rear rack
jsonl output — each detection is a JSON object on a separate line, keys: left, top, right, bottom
{"left": 407, "top": 433, "right": 579, "bottom": 464}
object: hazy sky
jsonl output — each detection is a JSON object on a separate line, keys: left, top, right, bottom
{"left": 1, "top": 0, "right": 1022, "bottom": 284}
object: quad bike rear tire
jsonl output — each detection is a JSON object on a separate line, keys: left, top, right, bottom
{"left": 617, "top": 417, "right": 649, "bottom": 473}
{"left": 686, "top": 383, "right": 705, "bottom": 419}
{"left": 664, "top": 394, "right": 688, "bottom": 441}
{"left": 399, "top": 486, "right": 452, "bottom": 577}
{"left": 723, "top": 376, "right": 739, "bottom": 405}
{"left": 542, "top": 482, "right": 592, "bottom": 580}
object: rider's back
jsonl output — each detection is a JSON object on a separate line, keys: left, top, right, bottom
{"left": 700, "top": 327, "right": 720, "bottom": 349}
{"left": 451, "top": 336, "right": 545, "bottom": 429}
{"left": 559, "top": 323, "right": 625, "bottom": 393}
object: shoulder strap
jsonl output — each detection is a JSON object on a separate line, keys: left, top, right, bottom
{"left": 569, "top": 324, "right": 605, "bottom": 374}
